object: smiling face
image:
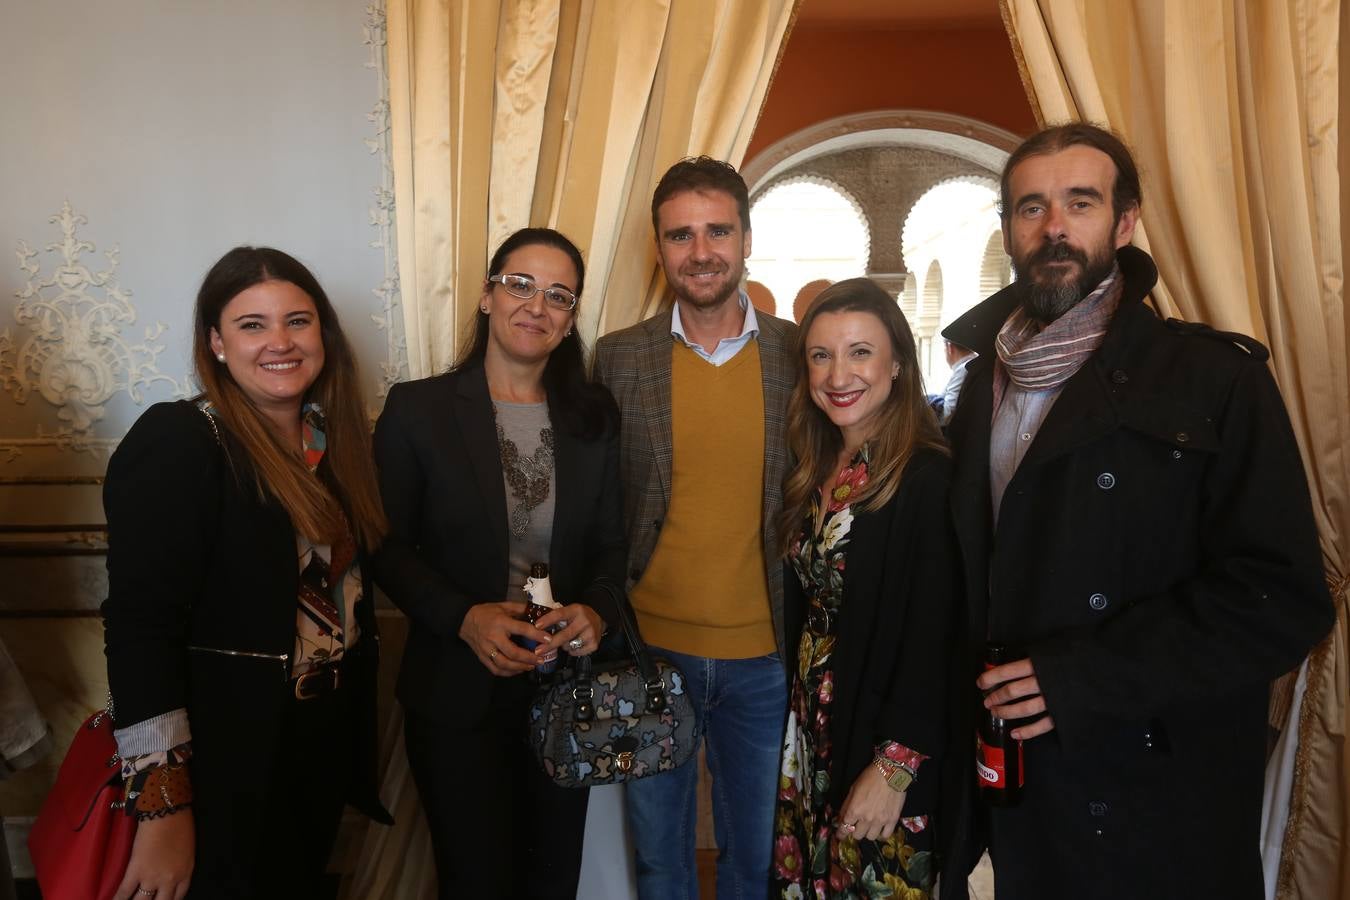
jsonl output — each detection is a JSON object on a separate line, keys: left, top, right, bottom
{"left": 482, "top": 242, "right": 578, "bottom": 368}
{"left": 209, "top": 279, "right": 324, "bottom": 422}
{"left": 655, "top": 188, "right": 751, "bottom": 312}
{"left": 1004, "top": 144, "right": 1138, "bottom": 322}
{"left": 805, "top": 310, "right": 900, "bottom": 451}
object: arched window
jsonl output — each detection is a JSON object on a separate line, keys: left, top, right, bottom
{"left": 901, "top": 177, "right": 1002, "bottom": 391}
{"left": 748, "top": 178, "right": 870, "bottom": 321}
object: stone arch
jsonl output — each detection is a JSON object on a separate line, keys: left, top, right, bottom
{"left": 899, "top": 174, "right": 1000, "bottom": 266}
{"left": 979, "top": 229, "right": 1012, "bottom": 297}
{"left": 747, "top": 176, "right": 870, "bottom": 321}
{"left": 749, "top": 173, "right": 872, "bottom": 263}
{"left": 899, "top": 177, "right": 1002, "bottom": 390}
{"left": 918, "top": 260, "right": 944, "bottom": 377}
{"left": 742, "top": 109, "right": 1019, "bottom": 192}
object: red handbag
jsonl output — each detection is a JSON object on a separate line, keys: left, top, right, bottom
{"left": 28, "top": 707, "right": 136, "bottom": 900}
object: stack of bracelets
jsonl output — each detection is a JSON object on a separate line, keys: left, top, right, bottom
{"left": 123, "top": 745, "right": 194, "bottom": 820}
{"left": 872, "top": 742, "right": 922, "bottom": 793}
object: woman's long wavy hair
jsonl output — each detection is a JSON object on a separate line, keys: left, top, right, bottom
{"left": 193, "top": 247, "right": 387, "bottom": 551}
{"left": 450, "top": 227, "right": 613, "bottom": 439}
{"left": 776, "top": 277, "right": 947, "bottom": 555}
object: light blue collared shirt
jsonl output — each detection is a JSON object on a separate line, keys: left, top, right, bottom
{"left": 670, "top": 291, "right": 760, "bottom": 366}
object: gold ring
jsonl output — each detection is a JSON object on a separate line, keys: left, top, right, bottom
{"left": 489, "top": 648, "right": 498, "bottom": 660}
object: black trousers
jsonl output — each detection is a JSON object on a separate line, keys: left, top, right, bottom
{"left": 188, "top": 685, "right": 354, "bottom": 900}
{"left": 404, "top": 677, "right": 591, "bottom": 900}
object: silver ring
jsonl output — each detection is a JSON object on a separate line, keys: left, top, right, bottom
{"left": 489, "top": 648, "right": 498, "bottom": 660}
{"left": 137, "top": 890, "right": 157, "bottom": 897}
{"left": 567, "top": 637, "right": 585, "bottom": 651}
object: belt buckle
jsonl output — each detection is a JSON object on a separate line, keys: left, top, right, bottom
{"left": 294, "top": 665, "right": 339, "bottom": 701}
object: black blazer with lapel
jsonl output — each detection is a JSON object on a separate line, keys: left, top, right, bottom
{"left": 372, "top": 363, "right": 626, "bottom": 721}
{"left": 102, "top": 401, "right": 390, "bottom": 852}
{"left": 783, "top": 448, "right": 960, "bottom": 818}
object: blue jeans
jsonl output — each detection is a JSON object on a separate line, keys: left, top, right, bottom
{"left": 624, "top": 649, "right": 788, "bottom": 900}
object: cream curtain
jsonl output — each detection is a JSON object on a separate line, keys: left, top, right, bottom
{"left": 387, "top": 0, "right": 799, "bottom": 379}
{"left": 347, "top": 2, "right": 799, "bottom": 896}
{"left": 999, "top": 2, "right": 1348, "bottom": 898}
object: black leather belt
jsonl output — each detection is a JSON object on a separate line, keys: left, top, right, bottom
{"left": 292, "top": 664, "right": 342, "bottom": 701}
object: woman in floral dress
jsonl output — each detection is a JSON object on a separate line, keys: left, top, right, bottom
{"left": 772, "top": 278, "right": 959, "bottom": 900}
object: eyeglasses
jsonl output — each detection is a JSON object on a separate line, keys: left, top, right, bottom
{"left": 487, "top": 274, "right": 578, "bottom": 312}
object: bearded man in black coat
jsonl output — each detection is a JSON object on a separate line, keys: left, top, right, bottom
{"left": 938, "top": 123, "right": 1333, "bottom": 900}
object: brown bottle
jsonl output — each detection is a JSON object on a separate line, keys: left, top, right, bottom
{"left": 976, "top": 643, "right": 1024, "bottom": 806}
{"left": 519, "top": 563, "right": 562, "bottom": 674}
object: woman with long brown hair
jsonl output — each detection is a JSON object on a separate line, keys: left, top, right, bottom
{"left": 771, "top": 278, "right": 959, "bottom": 899}
{"left": 102, "top": 247, "right": 391, "bottom": 899}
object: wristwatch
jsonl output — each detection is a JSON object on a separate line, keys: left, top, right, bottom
{"left": 873, "top": 755, "right": 915, "bottom": 792}
{"left": 885, "top": 764, "right": 915, "bottom": 792}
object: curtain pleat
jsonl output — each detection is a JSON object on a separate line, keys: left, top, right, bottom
{"left": 384, "top": 0, "right": 797, "bottom": 378}
{"left": 1000, "top": 2, "right": 1348, "bottom": 898}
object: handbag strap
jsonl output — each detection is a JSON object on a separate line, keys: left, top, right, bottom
{"left": 570, "top": 579, "right": 671, "bottom": 719}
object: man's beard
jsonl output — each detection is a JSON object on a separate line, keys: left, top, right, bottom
{"left": 1015, "top": 240, "right": 1116, "bottom": 323}
{"left": 672, "top": 263, "right": 743, "bottom": 310}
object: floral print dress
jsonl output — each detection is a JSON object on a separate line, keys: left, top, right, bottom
{"left": 772, "top": 447, "right": 934, "bottom": 900}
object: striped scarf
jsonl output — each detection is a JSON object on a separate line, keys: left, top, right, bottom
{"left": 993, "top": 265, "right": 1123, "bottom": 413}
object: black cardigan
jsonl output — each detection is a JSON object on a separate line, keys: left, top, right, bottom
{"left": 371, "top": 363, "right": 627, "bottom": 721}
{"left": 784, "top": 447, "right": 961, "bottom": 817}
{"left": 102, "top": 401, "right": 389, "bottom": 831}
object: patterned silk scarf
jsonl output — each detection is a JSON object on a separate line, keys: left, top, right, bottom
{"left": 993, "top": 265, "right": 1123, "bottom": 413}
{"left": 295, "top": 403, "right": 357, "bottom": 670}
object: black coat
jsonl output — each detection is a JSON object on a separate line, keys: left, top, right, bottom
{"left": 102, "top": 401, "right": 390, "bottom": 867}
{"left": 784, "top": 448, "right": 960, "bottom": 819}
{"left": 939, "top": 247, "right": 1333, "bottom": 900}
{"left": 371, "top": 363, "right": 626, "bottom": 721}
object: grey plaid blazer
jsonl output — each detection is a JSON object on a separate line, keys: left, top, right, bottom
{"left": 592, "top": 308, "right": 799, "bottom": 666}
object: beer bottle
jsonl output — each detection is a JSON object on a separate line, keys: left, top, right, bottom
{"left": 518, "top": 563, "right": 563, "bottom": 674}
{"left": 976, "top": 643, "right": 1024, "bottom": 806}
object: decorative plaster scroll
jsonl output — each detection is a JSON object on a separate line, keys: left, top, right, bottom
{"left": 364, "top": 3, "right": 406, "bottom": 402}
{"left": 2, "top": 202, "right": 189, "bottom": 453}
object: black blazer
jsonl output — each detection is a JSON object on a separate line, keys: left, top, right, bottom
{"left": 783, "top": 448, "right": 960, "bottom": 817}
{"left": 372, "top": 363, "right": 626, "bottom": 721}
{"left": 102, "top": 401, "right": 390, "bottom": 843}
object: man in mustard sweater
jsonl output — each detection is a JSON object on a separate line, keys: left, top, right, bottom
{"left": 594, "top": 157, "right": 798, "bottom": 899}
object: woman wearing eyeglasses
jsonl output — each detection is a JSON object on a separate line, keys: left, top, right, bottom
{"left": 372, "top": 227, "right": 626, "bottom": 899}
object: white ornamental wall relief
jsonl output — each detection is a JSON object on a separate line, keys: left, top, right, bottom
{"left": 3, "top": 201, "right": 189, "bottom": 450}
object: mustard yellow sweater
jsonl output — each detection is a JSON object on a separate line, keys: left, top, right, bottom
{"left": 630, "top": 341, "right": 776, "bottom": 658}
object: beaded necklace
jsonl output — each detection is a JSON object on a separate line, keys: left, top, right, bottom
{"left": 495, "top": 406, "right": 554, "bottom": 537}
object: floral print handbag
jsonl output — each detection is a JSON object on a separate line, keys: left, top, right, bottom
{"left": 528, "top": 581, "right": 697, "bottom": 788}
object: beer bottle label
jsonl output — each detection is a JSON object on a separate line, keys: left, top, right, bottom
{"left": 975, "top": 733, "right": 1024, "bottom": 789}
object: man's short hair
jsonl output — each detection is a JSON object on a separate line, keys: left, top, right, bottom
{"left": 651, "top": 156, "right": 751, "bottom": 233}
{"left": 999, "top": 123, "right": 1142, "bottom": 223}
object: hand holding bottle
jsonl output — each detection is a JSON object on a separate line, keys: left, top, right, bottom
{"left": 977, "top": 657, "right": 1055, "bottom": 740}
